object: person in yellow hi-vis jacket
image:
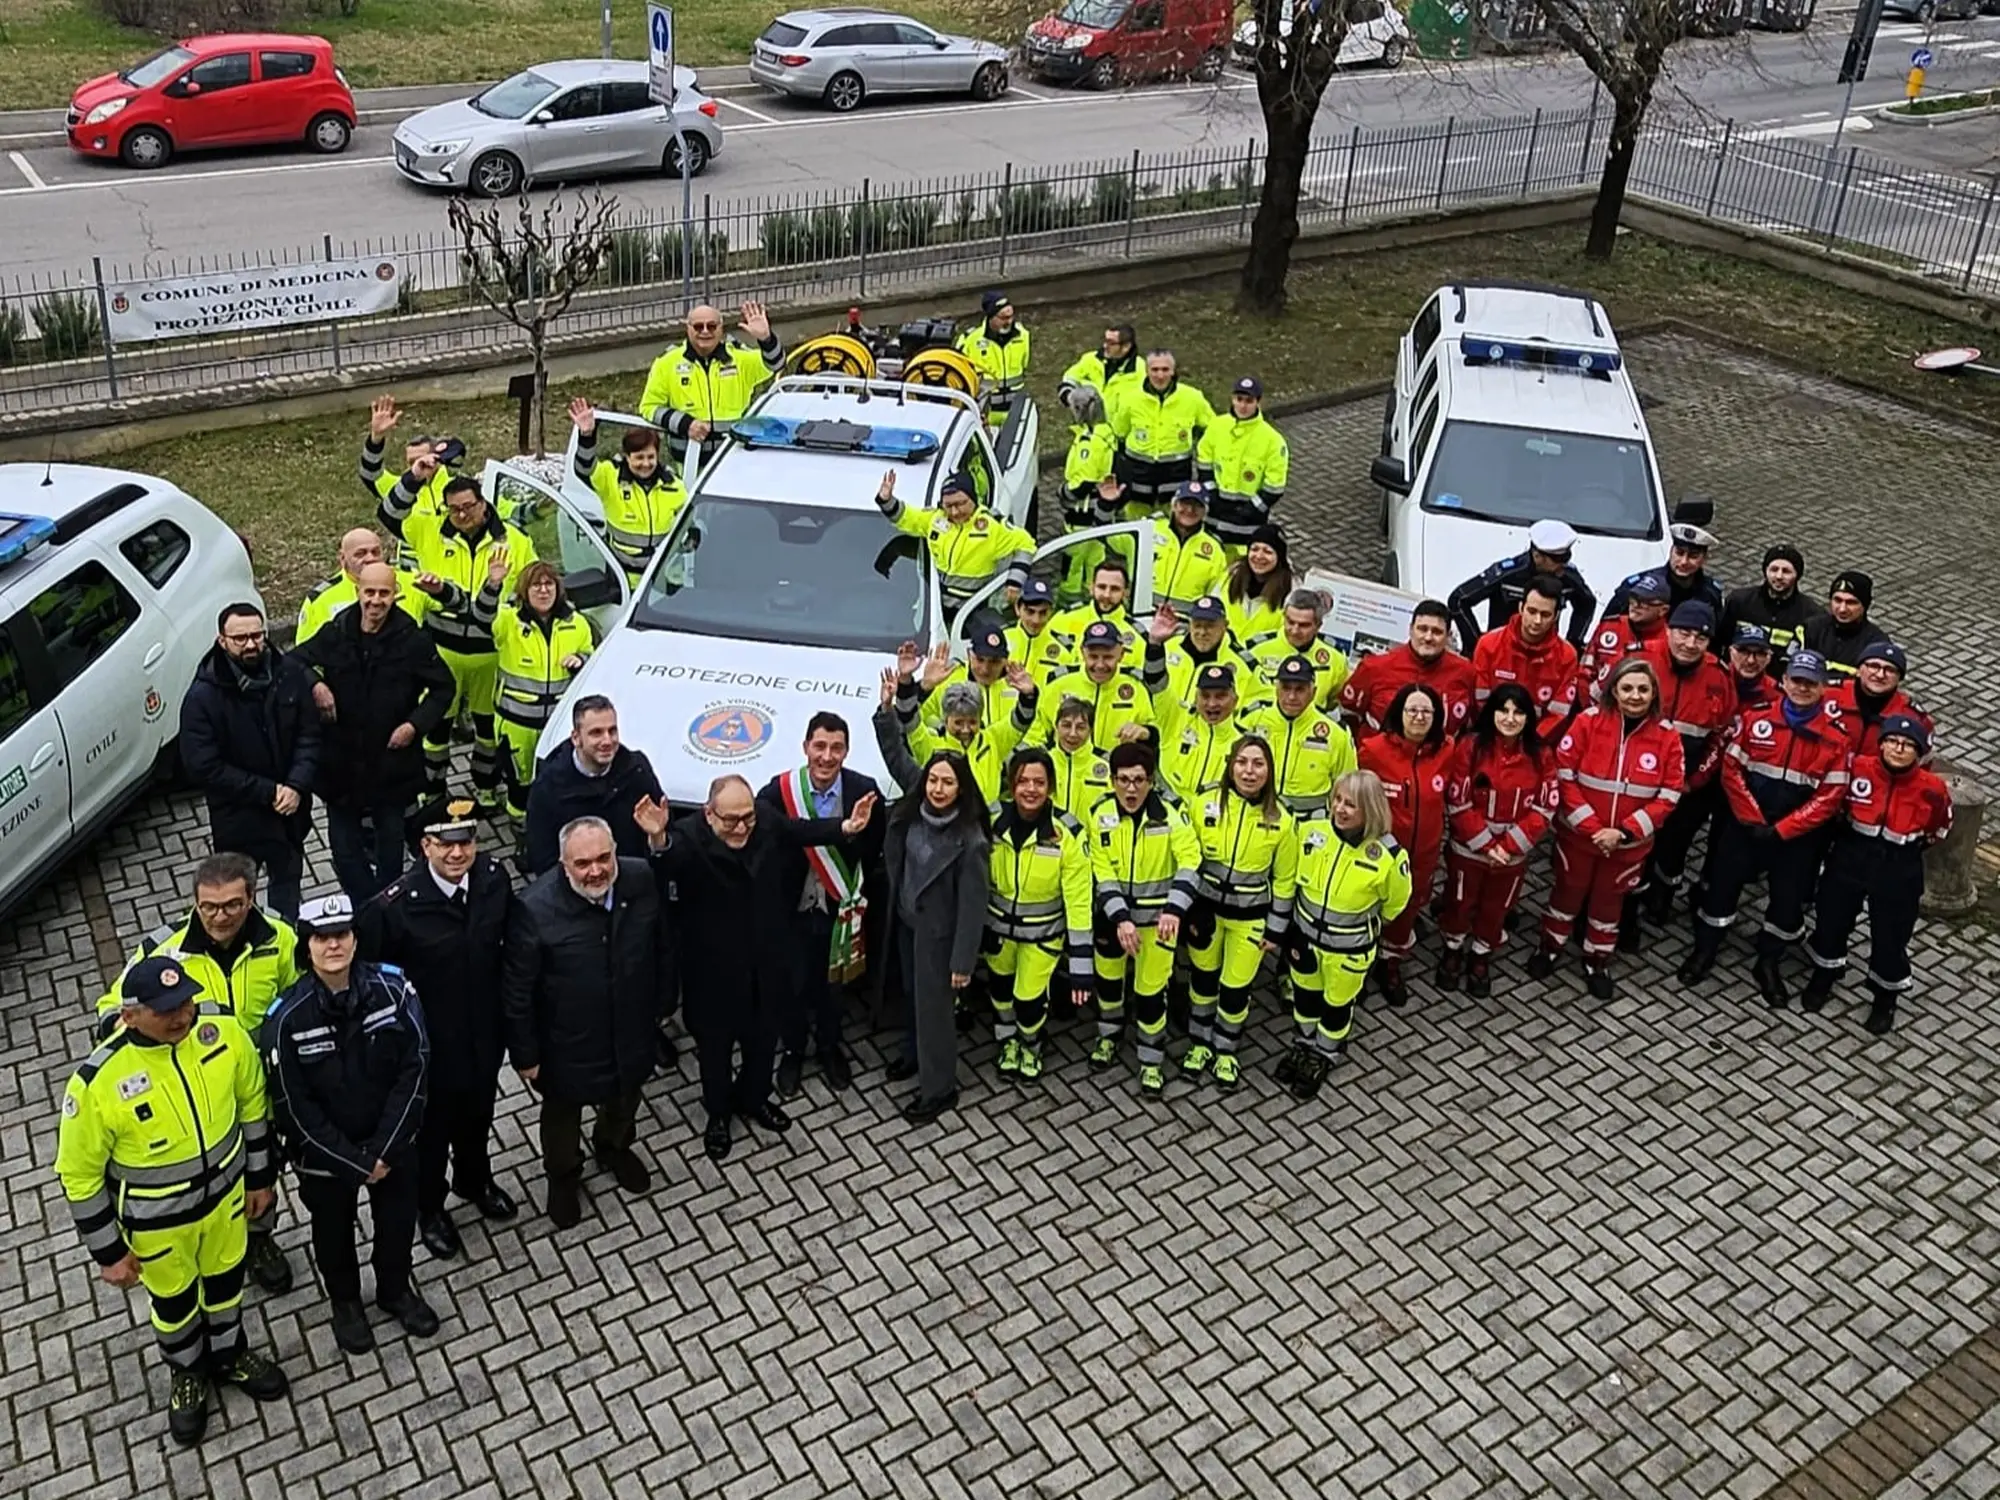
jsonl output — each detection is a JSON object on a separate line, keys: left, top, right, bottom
{"left": 494, "top": 562, "right": 597, "bottom": 820}
{"left": 981, "top": 748, "right": 1093, "bottom": 1082}
{"left": 1058, "top": 323, "right": 1141, "bottom": 409}
{"left": 295, "top": 528, "right": 428, "bottom": 645}
{"left": 1184, "top": 736, "right": 1298, "bottom": 1090}
{"left": 1045, "top": 696, "right": 1113, "bottom": 831}
{"left": 57, "top": 956, "right": 291, "bottom": 1447}
{"left": 1141, "top": 596, "right": 1268, "bottom": 726}
{"left": 1281, "top": 769, "right": 1412, "bottom": 1101}
{"left": 1240, "top": 655, "right": 1359, "bottom": 818}
{"left": 1110, "top": 349, "right": 1213, "bottom": 514}
{"left": 1196, "top": 376, "right": 1290, "bottom": 555}
{"left": 638, "top": 300, "right": 782, "bottom": 470}
{"left": 1152, "top": 659, "right": 1254, "bottom": 810}
{"left": 954, "top": 290, "right": 1031, "bottom": 425}
{"left": 882, "top": 642, "right": 1035, "bottom": 809}
{"left": 1249, "top": 589, "right": 1350, "bottom": 711}
{"left": 1088, "top": 741, "right": 1202, "bottom": 1096}
{"left": 568, "top": 398, "right": 686, "bottom": 583}
{"left": 1032, "top": 619, "right": 1156, "bottom": 754}
{"left": 874, "top": 468, "right": 1033, "bottom": 620}
{"left": 1056, "top": 385, "right": 1121, "bottom": 603}
{"left": 1005, "top": 578, "right": 1072, "bottom": 687}
{"left": 380, "top": 460, "right": 537, "bottom": 806}
{"left": 358, "top": 394, "right": 461, "bottom": 528}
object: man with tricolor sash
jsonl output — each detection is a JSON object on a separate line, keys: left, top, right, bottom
{"left": 759, "top": 713, "right": 885, "bottom": 1100}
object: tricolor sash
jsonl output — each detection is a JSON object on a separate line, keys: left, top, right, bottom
{"left": 780, "top": 768, "right": 868, "bottom": 982}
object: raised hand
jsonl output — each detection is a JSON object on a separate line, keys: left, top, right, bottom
{"left": 1148, "top": 603, "right": 1179, "bottom": 645}
{"left": 1097, "top": 476, "right": 1126, "bottom": 503}
{"left": 568, "top": 395, "right": 596, "bottom": 434}
{"left": 369, "top": 394, "right": 401, "bottom": 437}
{"left": 409, "top": 452, "right": 439, "bottom": 482}
{"left": 632, "top": 794, "right": 671, "bottom": 840}
{"left": 1003, "top": 660, "right": 1035, "bottom": 694}
{"left": 880, "top": 667, "right": 899, "bottom": 707}
{"left": 919, "top": 641, "right": 953, "bottom": 691}
{"left": 740, "top": 300, "right": 770, "bottom": 340}
{"left": 895, "top": 640, "right": 921, "bottom": 681}
{"left": 486, "top": 545, "right": 511, "bottom": 587}
{"left": 841, "top": 792, "right": 879, "bottom": 835}
{"left": 877, "top": 469, "right": 898, "bottom": 502}
{"left": 415, "top": 571, "right": 445, "bottom": 597}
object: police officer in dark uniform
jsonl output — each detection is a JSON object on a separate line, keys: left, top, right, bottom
{"left": 261, "top": 895, "right": 436, "bottom": 1356}
{"left": 1604, "top": 521, "right": 1723, "bottom": 621}
{"left": 361, "top": 800, "right": 517, "bottom": 1261}
{"left": 1446, "top": 519, "right": 1597, "bottom": 653}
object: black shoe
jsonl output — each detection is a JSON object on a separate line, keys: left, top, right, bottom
{"left": 462, "top": 1183, "right": 518, "bottom": 1221}
{"left": 167, "top": 1370, "right": 209, "bottom": 1446}
{"left": 744, "top": 1101, "right": 792, "bottom": 1133}
{"left": 547, "top": 1178, "right": 582, "bottom": 1229}
{"left": 1525, "top": 946, "right": 1558, "bottom": 982}
{"left": 1753, "top": 957, "right": 1790, "bottom": 1009}
{"left": 1465, "top": 955, "right": 1492, "bottom": 999}
{"left": 1273, "top": 1042, "right": 1305, "bottom": 1087}
{"left": 595, "top": 1148, "right": 653, "bottom": 1194}
{"left": 955, "top": 1001, "right": 980, "bottom": 1035}
{"left": 1586, "top": 965, "right": 1615, "bottom": 1001}
{"left": 1617, "top": 918, "right": 1644, "bottom": 955}
{"left": 1375, "top": 959, "right": 1408, "bottom": 1008}
{"left": 1289, "top": 1052, "right": 1330, "bottom": 1102}
{"left": 704, "top": 1117, "right": 732, "bottom": 1161}
{"left": 330, "top": 1299, "right": 374, "bottom": 1355}
{"left": 214, "top": 1347, "right": 288, "bottom": 1401}
{"left": 419, "top": 1212, "right": 461, "bottom": 1260}
{"left": 1640, "top": 881, "right": 1674, "bottom": 926}
{"left": 1677, "top": 947, "right": 1715, "bottom": 985}
{"left": 883, "top": 1055, "right": 918, "bottom": 1082}
{"left": 245, "top": 1232, "right": 294, "bottom": 1294}
{"left": 1865, "top": 997, "right": 1897, "bottom": 1035}
{"left": 1436, "top": 948, "right": 1463, "bottom": 993}
{"left": 1800, "top": 970, "right": 1837, "bottom": 1013}
{"left": 902, "top": 1090, "right": 957, "bottom": 1124}
{"left": 775, "top": 1056, "right": 804, "bottom": 1100}
{"left": 654, "top": 1030, "right": 679, "bottom": 1068}
{"left": 379, "top": 1289, "right": 440, "bottom": 1339}
{"left": 821, "top": 1051, "right": 853, "bottom": 1092}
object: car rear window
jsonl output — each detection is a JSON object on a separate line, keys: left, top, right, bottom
{"left": 259, "top": 51, "right": 317, "bottom": 80}
{"left": 760, "top": 20, "right": 809, "bottom": 45}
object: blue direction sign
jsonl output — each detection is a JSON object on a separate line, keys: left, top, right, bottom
{"left": 1911, "top": 47, "right": 1933, "bottom": 68}
{"left": 648, "top": 4, "right": 676, "bottom": 104}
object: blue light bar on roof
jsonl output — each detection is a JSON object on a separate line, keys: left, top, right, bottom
{"left": 729, "top": 414, "right": 940, "bottom": 462}
{"left": 0, "top": 513, "right": 56, "bottom": 567}
{"left": 1459, "top": 335, "right": 1621, "bottom": 373}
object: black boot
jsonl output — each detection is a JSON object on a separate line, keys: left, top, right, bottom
{"left": 1585, "top": 962, "right": 1615, "bottom": 1001}
{"left": 1375, "top": 959, "right": 1408, "bottom": 1008}
{"left": 1640, "top": 879, "right": 1674, "bottom": 927}
{"left": 1465, "top": 954, "right": 1491, "bottom": 999}
{"left": 1800, "top": 967, "right": 1837, "bottom": 1014}
{"left": 1617, "top": 896, "right": 1645, "bottom": 953}
{"left": 1525, "top": 944, "right": 1559, "bottom": 982}
{"left": 1864, "top": 986, "right": 1898, "bottom": 1036}
{"left": 1752, "top": 955, "right": 1790, "bottom": 1009}
{"left": 1677, "top": 932, "right": 1719, "bottom": 985}
{"left": 1436, "top": 947, "right": 1464, "bottom": 993}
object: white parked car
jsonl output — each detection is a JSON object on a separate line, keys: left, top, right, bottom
{"left": 0, "top": 464, "right": 260, "bottom": 918}
{"left": 1370, "top": 281, "right": 1669, "bottom": 609}
{"left": 1232, "top": 0, "right": 1410, "bottom": 69}
{"left": 490, "top": 363, "right": 1155, "bottom": 802}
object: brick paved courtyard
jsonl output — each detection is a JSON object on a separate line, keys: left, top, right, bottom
{"left": 3, "top": 333, "right": 1998, "bottom": 1500}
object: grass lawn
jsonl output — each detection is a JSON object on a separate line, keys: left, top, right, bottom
{"left": 109, "top": 224, "right": 1991, "bottom": 618}
{"left": 0, "top": 0, "right": 1034, "bottom": 110}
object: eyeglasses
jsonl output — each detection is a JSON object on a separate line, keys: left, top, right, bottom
{"left": 688, "top": 320, "right": 721, "bottom": 332}
{"left": 710, "top": 808, "right": 756, "bottom": 829}
{"left": 1113, "top": 775, "right": 1151, "bottom": 790}
{"left": 196, "top": 898, "right": 249, "bottom": 918}
{"left": 222, "top": 630, "right": 265, "bottom": 645}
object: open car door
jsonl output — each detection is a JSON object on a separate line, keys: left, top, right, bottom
{"left": 481, "top": 459, "right": 632, "bottom": 635}
{"left": 947, "top": 518, "right": 1158, "bottom": 653}
{"left": 989, "top": 396, "right": 1041, "bottom": 536}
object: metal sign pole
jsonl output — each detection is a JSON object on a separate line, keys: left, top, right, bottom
{"left": 647, "top": 4, "right": 693, "bottom": 310}
{"left": 602, "top": 0, "right": 613, "bottom": 58}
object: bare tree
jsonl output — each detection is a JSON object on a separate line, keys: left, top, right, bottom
{"left": 1239, "top": 0, "right": 1357, "bottom": 315}
{"left": 1531, "top": 0, "right": 1716, "bottom": 259}
{"left": 448, "top": 189, "right": 619, "bottom": 454}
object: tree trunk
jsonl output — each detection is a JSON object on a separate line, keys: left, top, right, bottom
{"left": 1584, "top": 90, "right": 1645, "bottom": 261}
{"left": 530, "top": 325, "right": 548, "bottom": 457}
{"left": 1237, "top": 105, "right": 1313, "bottom": 317}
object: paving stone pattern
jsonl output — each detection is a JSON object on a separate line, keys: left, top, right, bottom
{"left": 2, "top": 334, "right": 1996, "bottom": 1499}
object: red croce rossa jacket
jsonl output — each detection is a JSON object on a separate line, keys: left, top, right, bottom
{"left": 1554, "top": 705, "right": 1686, "bottom": 846}
{"left": 1446, "top": 734, "right": 1556, "bottom": 866}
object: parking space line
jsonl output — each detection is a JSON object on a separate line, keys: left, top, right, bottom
{"left": 9, "top": 151, "right": 47, "bottom": 189}
{"left": 714, "top": 95, "right": 781, "bottom": 124}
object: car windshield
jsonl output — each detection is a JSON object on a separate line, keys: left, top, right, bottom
{"left": 471, "top": 70, "right": 560, "bottom": 119}
{"left": 632, "top": 495, "right": 929, "bottom": 651}
{"left": 121, "top": 45, "right": 195, "bottom": 88}
{"left": 1421, "top": 420, "right": 1660, "bottom": 538}
{"left": 1058, "top": 0, "right": 1129, "bottom": 25}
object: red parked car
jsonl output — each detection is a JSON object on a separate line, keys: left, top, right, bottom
{"left": 67, "top": 33, "right": 356, "bottom": 169}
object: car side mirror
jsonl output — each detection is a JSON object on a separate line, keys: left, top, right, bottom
{"left": 533, "top": 109, "right": 554, "bottom": 124}
{"left": 564, "top": 569, "right": 621, "bottom": 610}
{"left": 1370, "top": 454, "right": 1411, "bottom": 494}
{"left": 169, "top": 79, "right": 200, "bottom": 97}
{"left": 1673, "top": 492, "right": 1715, "bottom": 527}
{"left": 932, "top": 37, "right": 949, "bottom": 46}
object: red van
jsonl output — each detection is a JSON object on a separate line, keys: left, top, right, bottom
{"left": 67, "top": 33, "right": 356, "bottom": 169}
{"left": 1022, "top": 0, "right": 1234, "bottom": 88}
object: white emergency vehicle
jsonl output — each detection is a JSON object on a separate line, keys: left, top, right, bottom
{"left": 504, "top": 323, "right": 1157, "bottom": 801}
{"left": 1371, "top": 280, "right": 1670, "bottom": 607}
{"left": 0, "top": 464, "right": 261, "bottom": 918}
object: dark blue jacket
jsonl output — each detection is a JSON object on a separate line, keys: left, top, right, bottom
{"left": 178, "top": 643, "right": 322, "bottom": 865}
{"left": 1446, "top": 552, "right": 1596, "bottom": 653}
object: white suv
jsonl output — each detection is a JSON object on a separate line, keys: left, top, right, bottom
{"left": 0, "top": 464, "right": 260, "bottom": 919}
{"left": 1371, "top": 281, "right": 1669, "bottom": 607}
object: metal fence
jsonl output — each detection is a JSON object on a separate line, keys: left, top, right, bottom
{"left": 0, "top": 97, "right": 1993, "bottom": 423}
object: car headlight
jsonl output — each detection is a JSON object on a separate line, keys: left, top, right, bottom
{"left": 84, "top": 98, "right": 129, "bottom": 125}
{"left": 423, "top": 138, "right": 470, "bottom": 155}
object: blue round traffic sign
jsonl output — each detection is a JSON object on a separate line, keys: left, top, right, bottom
{"left": 652, "top": 9, "right": 672, "bottom": 49}
{"left": 1912, "top": 47, "right": 1933, "bottom": 68}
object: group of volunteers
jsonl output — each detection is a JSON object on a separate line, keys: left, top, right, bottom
{"left": 53, "top": 292, "right": 1954, "bottom": 1447}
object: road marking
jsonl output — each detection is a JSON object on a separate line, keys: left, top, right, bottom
{"left": 713, "top": 95, "right": 781, "bottom": 124}
{"left": 8, "top": 150, "right": 47, "bottom": 189}
{"left": 0, "top": 130, "right": 57, "bottom": 144}
{"left": 0, "top": 153, "right": 389, "bottom": 197}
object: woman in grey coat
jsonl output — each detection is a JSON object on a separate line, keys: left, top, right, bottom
{"left": 875, "top": 677, "right": 991, "bottom": 1124}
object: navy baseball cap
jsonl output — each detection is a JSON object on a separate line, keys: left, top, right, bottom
{"left": 1669, "top": 602, "right": 1715, "bottom": 635}
{"left": 1081, "top": 621, "right": 1123, "bottom": 650}
{"left": 1188, "top": 595, "right": 1225, "bottom": 622}
{"left": 1627, "top": 574, "right": 1671, "bottom": 604}
{"left": 1019, "top": 578, "right": 1054, "bottom": 607}
{"left": 120, "top": 955, "right": 204, "bottom": 1013}
{"left": 1859, "top": 640, "right": 1907, "bottom": 675}
{"left": 1731, "top": 623, "right": 1772, "bottom": 650}
{"left": 1275, "top": 655, "right": 1316, "bottom": 686}
{"left": 1196, "top": 664, "right": 1236, "bottom": 692}
{"left": 1878, "top": 714, "right": 1930, "bottom": 755}
{"left": 1233, "top": 376, "right": 1263, "bottom": 399}
{"left": 1785, "top": 649, "right": 1830, "bottom": 684}
{"left": 970, "top": 629, "right": 1007, "bottom": 660}
{"left": 1171, "top": 480, "right": 1210, "bottom": 508}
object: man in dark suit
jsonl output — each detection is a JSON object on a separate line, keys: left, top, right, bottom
{"left": 758, "top": 712, "right": 884, "bottom": 1099}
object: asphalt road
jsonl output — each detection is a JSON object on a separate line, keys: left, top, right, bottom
{"left": 1, "top": 18, "right": 1996, "bottom": 288}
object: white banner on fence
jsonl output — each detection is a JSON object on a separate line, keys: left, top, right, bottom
{"left": 103, "top": 259, "right": 404, "bottom": 343}
{"left": 1300, "top": 567, "right": 1428, "bottom": 662}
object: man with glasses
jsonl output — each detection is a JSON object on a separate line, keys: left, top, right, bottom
{"left": 93, "top": 852, "right": 302, "bottom": 1296}
{"left": 1446, "top": 518, "right": 1598, "bottom": 654}
{"left": 638, "top": 300, "right": 782, "bottom": 471}
{"left": 179, "top": 603, "right": 321, "bottom": 919}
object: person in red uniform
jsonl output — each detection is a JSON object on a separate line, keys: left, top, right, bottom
{"left": 1338, "top": 600, "right": 1476, "bottom": 742}
{"left": 1632, "top": 601, "right": 1736, "bottom": 929}
{"left": 1801, "top": 715, "right": 1951, "bottom": 1034}
{"left": 1828, "top": 641, "right": 1933, "bottom": 760}
{"left": 1530, "top": 657, "right": 1685, "bottom": 999}
{"left": 1576, "top": 573, "right": 1671, "bottom": 705}
{"left": 1722, "top": 623, "right": 1778, "bottom": 714}
{"left": 1473, "top": 575, "right": 1579, "bottom": 736}
{"left": 1679, "top": 648, "right": 1856, "bottom": 1006}
{"left": 1437, "top": 683, "right": 1554, "bottom": 998}
{"left": 1356, "top": 683, "right": 1453, "bottom": 1005}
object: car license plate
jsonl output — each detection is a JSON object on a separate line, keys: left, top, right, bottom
{"left": 395, "top": 143, "right": 415, "bottom": 171}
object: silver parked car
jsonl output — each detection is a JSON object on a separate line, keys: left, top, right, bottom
{"left": 393, "top": 60, "right": 722, "bottom": 197}
{"left": 750, "top": 8, "right": 1012, "bottom": 113}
